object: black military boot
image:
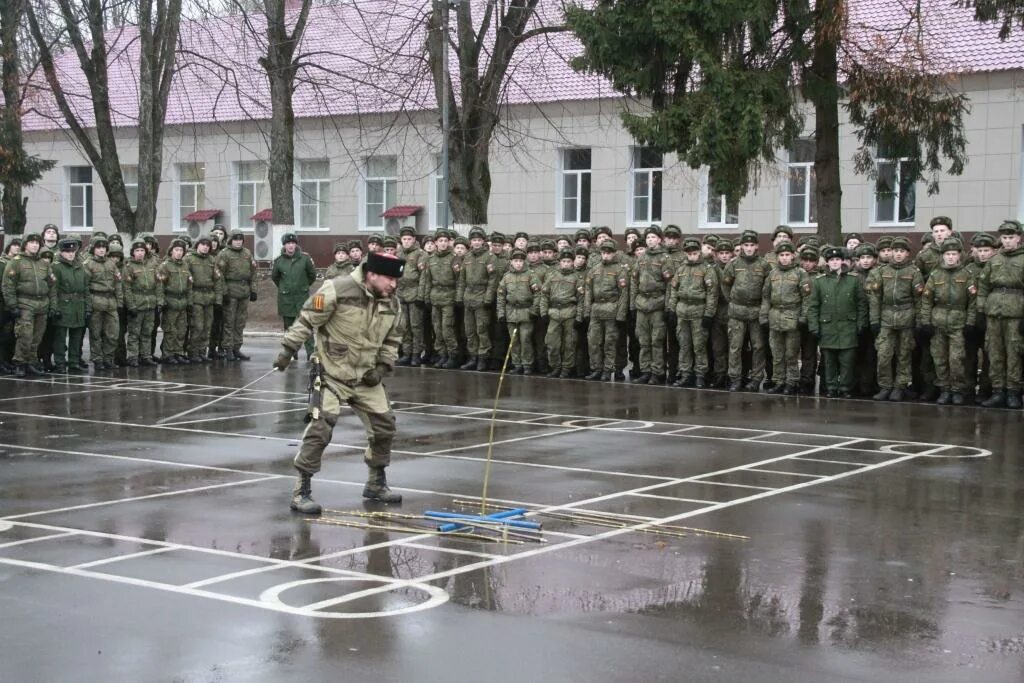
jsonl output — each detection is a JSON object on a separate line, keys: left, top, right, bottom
{"left": 126, "top": 358, "right": 139, "bottom": 367}
{"left": 586, "top": 369, "right": 602, "bottom": 381}
{"left": 951, "top": 392, "right": 965, "bottom": 406}
{"left": 13, "top": 364, "right": 26, "bottom": 378}
{"left": 559, "top": 369, "right": 572, "bottom": 379}
{"left": 634, "top": 372, "right": 651, "bottom": 385}
{"left": 936, "top": 390, "right": 951, "bottom": 405}
{"left": 599, "top": 371, "right": 611, "bottom": 381}
{"left": 410, "top": 355, "right": 422, "bottom": 367}
{"left": 872, "top": 388, "right": 891, "bottom": 401}
{"left": 434, "top": 355, "right": 449, "bottom": 368}
{"left": 783, "top": 383, "right": 798, "bottom": 396}
{"left": 53, "top": 363, "right": 68, "bottom": 374}
{"left": 363, "top": 466, "right": 402, "bottom": 503}
{"left": 224, "top": 349, "right": 237, "bottom": 361}
{"left": 743, "top": 379, "right": 761, "bottom": 392}
{"left": 1008, "top": 392, "right": 1023, "bottom": 409}
{"left": 140, "top": 357, "right": 158, "bottom": 367}
{"left": 211, "top": 348, "right": 227, "bottom": 360}
{"left": 460, "top": 356, "right": 477, "bottom": 370}
{"left": 889, "top": 388, "right": 905, "bottom": 402}
{"left": 290, "top": 470, "right": 322, "bottom": 514}
{"left": 766, "top": 382, "right": 786, "bottom": 395}
{"left": 648, "top": 374, "right": 665, "bottom": 386}
{"left": 546, "top": 367, "right": 561, "bottom": 378}
{"left": 234, "top": 348, "right": 251, "bottom": 361}
{"left": 476, "top": 356, "right": 488, "bottom": 372}
{"left": 728, "top": 380, "right": 743, "bottom": 392}
{"left": 694, "top": 376, "right": 707, "bottom": 389}
{"left": 981, "top": 390, "right": 1006, "bottom": 408}
{"left": 396, "top": 355, "right": 412, "bottom": 366}
{"left": 25, "top": 363, "right": 43, "bottom": 376}
{"left": 522, "top": 365, "right": 534, "bottom": 376}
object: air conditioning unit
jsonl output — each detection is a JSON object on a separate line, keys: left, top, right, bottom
{"left": 384, "top": 215, "right": 416, "bottom": 235}
{"left": 253, "top": 219, "right": 274, "bottom": 261}
{"left": 187, "top": 220, "right": 202, "bottom": 238}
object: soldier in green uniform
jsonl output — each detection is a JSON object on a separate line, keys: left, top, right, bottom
{"left": 158, "top": 239, "right": 192, "bottom": 365}
{"left": 0, "top": 239, "right": 22, "bottom": 373}
{"left": 48, "top": 239, "right": 89, "bottom": 373}
{"left": 456, "top": 226, "right": 499, "bottom": 371}
{"left": 668, "top": 237, "right": 718, "bottom": 388}
{"left": 105, "top": 241, "right": 129, "bottom": 366}
{"left": 217, "top": 231, "right": 257, "bottom": 361}
{"left": 185, "top": 235, "right": 225, "bottom": 363}
{"left": 965, "top": 232, "right": 997, "bottom": 402}
{"left": 708, "top": 239, "right": 734, "bottom": 388}
{"left": 366, "top": 233, "right": 383, "bottom": 254}
{"left": 808, "top": 246, "right": 868, "bottom": 398}
{"left": 324, "top": 242, "right": 350, "bottom": 279}
{"left": 122, "top": 239, "right": 161, "bottom": 367}
{"left": 540, "top": 248, "right": 583, "bottom": 378}
{"left": 851, "top": 242, "right": 880, "bottom": 397}
{"left": 271, "top": 233, "right": 317, "bottom": 360}
{"left": 876, "top": 236, "right": 894, "bottom": 265}
{"left": 346, "top": 240, "right": 364, "bottom": 271}
{"left": 274, "top": 252, "right": 406, "bottom": 512}
{"left": 764, "top": 225, "right": 794, "bottom": 267}
{"left": 395, "top": 228, "right": 426, "bottom": 366}
{"left": 919, "top": 240, "right": 977, "bottom": 405}
{"left": 585, "top": 242, "right": 629, "bottom": 381}
{"left": 496, "top": 249, "right": 539, "bottom": 374}
{"left": 760, "top": 241, "right": 812, "bottom": 395}
{"left": 83, "top": 237, "right": 122, "bottom": 371}
{"left": 41, "top": 224, "right": 60, "bottom": 254}
{"left": 867, "top": 236, "right": 924, "bottom": 402}
{"left": 721, "top": 230, "right": 771, "bottom": 391}
{"left": 487, "top": 232, "right": 511, "bottom": 370}
{"left": 798, "top": 246, "right": 821, "bottom": 393}
{"left": 977, "top": 219, "right": 1024, "bottom": 408}
{"left": 2, "top": 233, "right": 55, "bottom": 376}
{"left": 420, "top": 228, "right": 460, "bottom": 369}
{"left": 630, "top": 226, "right": 670, "bottom": 385}
{"left": 911, "top": 217, "right": 952, "bottom": 401}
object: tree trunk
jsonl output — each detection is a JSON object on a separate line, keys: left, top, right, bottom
{"left": 448, "top": 118, "right": 492, "bottom": 226}
{"left": 807, "top": 0, "right": 843, "bottom": 245}
{"left": 0, "top": 0, "right": 27, "bottom": 236}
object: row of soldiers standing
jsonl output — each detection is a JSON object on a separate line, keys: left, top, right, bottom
{"left": 1, "top": 224, "right": 258, "bottom": 376}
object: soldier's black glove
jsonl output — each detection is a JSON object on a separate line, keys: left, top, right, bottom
{"left": 273, "top": 349, "right": 293, "bottom": 371}
{"left": 48, "top": 309, "right": 61, "bottom": 321}
{"left": 249, "top": 291, "right": 258, "bottom": 303}
{"left": 360, "top": 363, "right": 390, "bottom": 387}
{"left": 870, "top": 323, "right": 881, "bottom": 336}
{"left": 975, "top": 313, "right": 987, "bottom": 333}
{"left": 917, "top": 324, "right": 935, "bottom": 340}
{"left": 798, "top": 320, "right": 809, "bottom": 333}
{"left": 701, "top": 316, "right": 714, "bottom": 330}
{"left": 810, "top": 329, "right": 821, "bottom": 340}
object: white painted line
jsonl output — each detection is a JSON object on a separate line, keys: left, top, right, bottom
{"left": 662, "top": 426, "right": 701, "bottom": 435}
{"left": 0, "top": 531, "right": 77, "bottom": 549}
{"left": 398, "top": 542, "right": 500, "bottom": 559}
{"left": 68, "top": 546, "right": 176, "bottom": 570}
{"left": 0, "top": 387, "right": 120, "bottom": 402}
{"left": 792, "top": 456, "right": 870, "bottom": 467}
{"left": 746, "top": 468, "right": 825, "bottom": 479}
{"left": 629, "top": 493, "right": 717, "bottom": 505}
{"left": 421, "top": 427, "right": 581, "bottom": 455}
{"left": 692, "top": 480, "right": 776, "bottom": 491}
{"left": 161, "top": 407, "right": 309, "bottom": 426}
{"left": 743, "top": 431, "right": 781, "bottom": 441}
{"left": 0, "top": 442, "right": 265, "bottom": 477}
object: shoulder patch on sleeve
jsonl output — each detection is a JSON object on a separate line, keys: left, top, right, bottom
{"left": 311, "top": 293, "right": 325, "bottom": 311}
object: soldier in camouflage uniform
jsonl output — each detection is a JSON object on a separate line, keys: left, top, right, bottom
{"left": 668, "top": 238, "right": 718, "bottom": 388}
{"left": 186, "top": 235, "right": 225, "bottom": 363}
{"left": 798, "top": 246, "right": 821, "bottom": 393}
{"left": 851, "top": 243, "right": 880, "bottom": 396}
{"left": 585, "top": 242, "right": 629, "bottom": 381}
{"left": 2, "top": 233, "right": 55, "bottom": 376}
{"left": 910, "top": 217, "right": 952, "bottom": 401}
{"left": 763, "top": 225, "right": 794, "bottom": 267}
{"left": 919, "top": 240, "right": 977, "bottom": 405}
{"left": 48, "top": 239, "right": 89, "bottom": 374}
{"left": 487, "top": 233, "right": 511, "bottom": 369}
{"left": 708, "top": 239, "right": 734, "bottom": 388}
{"left": 876, "top": 236, "right": 894, "bottom": 265}
{"left": 420, "top": 228, "right": 461, "bottom": 369}
{"left": 496, "top": 250, "right": 540, "bottom": 374}
{"left": 540, "top": 249, "right": 583, "bottom": 378}
{"left": 457, "top": 227, "right": 499, "bottom": 371}
{"left": 83, "top": 237, "right": 123, "bottom": 371}
{"left": 346, "top": 240, "right": 364, "bottom": 271}
{"left": 396, "top": 227, "right": 426, "bottom": 366}
{"left": 721, "top": 230, "right": 771, "bottom": 392}
{"left": 977, "top": 219, "right": 1024, "bottom": 408}
{"left": 217, "top": 231, "right": 257, "bottom": 361}
{"left": 324, "top": 243, "right": 351, "bottom": 280}
{"left": 630, "top": 226, "right": 670, "bottom": 385}
{"left": 867, "top": 236, "right": 924, "bottom": 402}
{"left": 760, "top": 241, "right": 812, "bottom": 395}
{"left": 0, "top": 239, "right": 22, "bottom": 373}
{"left": 965, "top": 232, "right": 997, "bottom": 402}
{"left": 158, "top": 239, "right": 192, "bottom": 365}
{"left": 122, "top": 239, "right": 161, "bottom": 367}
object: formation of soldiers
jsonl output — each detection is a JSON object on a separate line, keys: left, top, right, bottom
{"left": 1, "top": 224, "right": 258, "bottom": 376}
{"left": 4, "top": 216, "right": 1023, "bottom": 409}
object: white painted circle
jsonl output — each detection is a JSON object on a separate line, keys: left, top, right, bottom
{"left": 260, "top": 576, "right": 449, "bottom": 619}
{"left": 0, "top": 521, "right": 14, "bottom": 533}
{"left": 922, "top": 447, "right": 991, "bottom": 459}
{"left": 559, "top": 418, "right": 653, "bottom": 430}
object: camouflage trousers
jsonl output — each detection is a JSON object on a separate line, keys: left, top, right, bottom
{"left": 51, "top": 326, "right": 86, "bottom": 366}
{"left": 676, "top": 318, "right": 709, "bottom": 377}
{"left": 400, "top": 301, "right": 425, "bottom": 358}
{"left": 507, "top": 321, "right": 534, "bottom": 367}
{"left": 189, "top": 304, "right": 215, "bottom": 359}
{"left": 875, "top": 326, "right": 914, "bottom": 389}
{"left": 986, "top": 316, "right": 1023, "bottom": 391}
{"left": 588, "top": 318, "right": 620, "bottom": 372}
{"left": 768, "top": 328, "right": 801, "bottom": 385}
{"left": 431, "top": 304, "right": 459, "bottom": 356}
{"left": 222, "top": 296, "right": 249, "bottom": 350}
{"left": 160, "top": 306, "right": 188, "bottom": 356}
{"left": 463, "top": 305, "right": 492, "bottom": 357}
{"left": 294, "top": 377, "right": 395, "bottom": 474}
{"left": 931, "top": 329, "right": 967, "bottom": 392}
{"left": 12, "top": 306, "right": 47, "bottom": 365}
{"left": 709, "top": 315, "right": 729, "bottom": 380}
{"left": 126, "top": 309, "right": 156, "bottom": 360}
{"left": 545, "top": 317, "right": 577, "bottom": 372}
{"left": 635, "top": 310, "right": 666, "bottom": 376}
{"left": 89, "top": 308, "right": 119, "bottom": 364}
{"left": 727, "top": 319, "right": 766, "bottom": 381}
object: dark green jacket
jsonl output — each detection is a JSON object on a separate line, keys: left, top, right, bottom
{"left": 808, "top": 270, "right": 868, "bottom": 349}
{"left": 51, "top": 257, "right": 90, "bottom": 327}
{"left": 271, "top": 248, "right": 317, "bottom": 318}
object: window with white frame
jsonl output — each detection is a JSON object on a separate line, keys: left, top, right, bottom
{"left": 873, "top": 140, "right": 916, "bottom": 224}
{"left": 177, "top": 163, "right": 206, "bottom": 227}
{"left": 560, "top": 148, "right": 592, "bottom": 226}
{"left": 630, "top": 147, "right": 662, "bottom": 225}
{"left": 122, "top": 165, "right": 139, "bottom": 210}
{"left": 67, "top": 166, "right": 93, "bottom": 229}
{"left": 363, "top": 156, "right": 397, "bottom": 229}
{"left": 296, "top": 160, "right": 330, "bottom": 230}
{"left": 234, "top": 161, "right": 265, "bottom": 228}
{"left": 785, "top": 139, "right": 816, "bottom": 225}
{"left": 701, "top": 170, "right": 739, "bottom": 228}
{"left": 431, "top": 155, "right": 446, "bottom": 229}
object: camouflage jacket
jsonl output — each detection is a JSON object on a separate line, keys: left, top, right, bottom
{"left": 866, "top": 261, "right": 924, "bottom": 329}
{"left": 584, "top": 260, "right": 629, "bottom": 322}
{"left": 419, "top": 248, "right": 458, "bottom": 305}
{"left": 540, "top": 268, "right": 583, "bottom": 322}
{"left": 217, "top": 245, "right": 257, "bottom": 299}
{"left": 759, "top": 263, "right": 811, "bottom": 330}
{"left": 457, "top": 247, "right": 499, "bottom": 308}
{"left": 83, "top": 256, "right": 124, "bottom": 311}
{"left": 630, "top": 247, "right": 670, "bottom": 313}
{"left": 921, "top": 263, "right": 977, "bottom": 330}
{"left": 668, "top": 260, "right": 719, "bottom": 321}
{"left": 497, "top": 268, "right": 540, "bottom": 323}
{"left": 977, "top": 246, "right": 1024, "bottom": 318}
{"left": 158, "top": 257, "right": 193, "bottom": 310}
{"left": 186, "top": 251, "right": 225, "bottom": 306}
{"left": 721, "top": 255, "right": 771, "bottom": 321}
{"left": 122, "top": 259, "right": 163, "bottom": 311}
{"left": 2, "top": 252, "right": 55, "bottom": 313}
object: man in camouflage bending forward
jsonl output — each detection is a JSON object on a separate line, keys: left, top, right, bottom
{"left": 274, "top": 251, "right": 406, "bottom": 513}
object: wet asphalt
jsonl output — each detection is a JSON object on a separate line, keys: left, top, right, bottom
{"left": 0, "top": 338, "right": 1022, "bottom": 682}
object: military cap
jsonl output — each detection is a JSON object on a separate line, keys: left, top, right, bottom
{"left": 941, "top": 239, "right": 963, "bottom": 253}
{"left": 333, "top": 241, "right": 348, "bottom": 254}
{"left": 367, "top": 233, "right": 384, "bottom": 245}
{"left": 774, "top": 241, "right": 795, "bottom": 254}
{"left": 822, "top": 246, "right": 844, "bottom": 260}
{"left": 682, "top": 237, "right": 701, "bottom": 252}
{"left": 382, "top": 235, "right": 398, "bottom": 249}
{"left": 58, "top": 238, "right": 77, "bottom": 251}
{"left": 643, "top": 226, "right": 662, "bottom": 239}
{"left": 179, "top": 234, "right": 194, "bottom": 247}
{"left": 997, "top": 219, "right": 1023, "bottom": 235}
{"left": 130, "top": 239, "right": 147, "bottom": 252}
{"left": 42, "top": 223, "right": 59, "bottom": 232}
{"left": 540, "top": 239, "right": 556, "bottom": 251}
{"left": 23, "top": 232, "right": 42, "bottom": 245}
{"left": 558, "top": 248, "right": 575, "bottom": 260}
{"left": 108, "top": 242, "right": 124, "bottom": 256}
{"left": 890, "top": 236, "right": 911, "bottom": 250}
{"left": 624, "top": 227, "right": 641, "bottom": 239}
{"left": 399, "top": 225, "right": 417, "bottom": 238}
{"left": 952, "top": 229, "right": 965, "bottom": 244}
{"left": 195, "top": 234, "right": 214, "bottom": 246}
{"left": 364, "top": 251, "right": 405, "bottom": 278}
{"left": 929, "top": 215, "right": 953, "bottom": 230}
{"left": 844, "top": 232, "right": 864, "bottom": 243}
{"left": 89, "top": 236, "right": 109, "bottom": 250}
{"left": 739, "top": 230, "right": 759, "bottom": 245}
{"left": 574, "top": 246, "right": 589, "bottom": 257}
{"left": 170, "top": 238, "right": 188, "bottom": 251}
{"left": 592, "top": 226, "right": 613, "bottom": 239}
{"left": 715, "top": 239, "right": 735, "bottom": 252}
{"left": 854, "top": 243, "right": 877, "bottom": 258}
{"left": 702, "top": 234, "right": 720, "bottom": 246}
{"left": 211, "top": 223, "right": 227, "bottom": 234}
{"left": 468, "top": 226, "right": 487, "bottom": 240}
{"left": 228, "top": 230, "right": 245, "bottom": 242}
{"left": 772, "top": 224, "right": 794, "bottom": 239}
{"left": 599, "top": 241, "right": 618, "bottom": 253}
{"left": 921, "top": 233, "right": 934, "bottom": 246}
{"left": 107, "top": 233, "right": 123, "bottom": 245}
{"left": 346, "top": 239, "right": 363, "bottom": 251}
{"left": 875, "top": 235, "right": 894, "bottom": 249}
{"left": 971, "top": 232, "right": 997, "bottom": 248}
{"left": 526, "top": 241, "right": 540, "bottom": 253}
{"left": 91, "top": 231, "right": 109, "bottom": 241}
{"left": 663, "top": 225, "right": 682, "bottom": 238}
{"left": 800, "top": 246, "right": 819, "bottom": 260}
{"left": 489, "top": 232, "right": 506, "bottom": 244}
{"left": 574, "top": 229, "right": 591, "bottom": 242}
{"left": 510, "top": 249, "right": 527, "bottom": 260}
{"left": 142, "top": 232, "right": 159, "bottom": 244}
{"left": 453, "top": 236, "right": 469, "bottom": 248}
{"left": 797, "top": 235, "right": 820, "bottom": 248}
{"left": 281, "top": 232, "right": 298, "bottom": 245}
{"left": 514, "top": 231, "right": 530, "bottom": 242}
